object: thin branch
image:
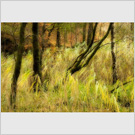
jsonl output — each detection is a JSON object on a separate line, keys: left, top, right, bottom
{"left": 110, "top": 80, "right": 133, "bottom": 93}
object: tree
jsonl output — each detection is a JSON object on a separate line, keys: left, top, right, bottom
{"left": 82, "top": 23, "right": 86, "bottom": 42}
{"left": 67, "top": 23, "right": 112, "bottom": 75}
{"left": 10, "top": 23, "right": 27, "bottom": 109}
{"left": 111, "top": 23, "right": 117, "bottom": 84}
{"left": 70, "top": 23, "right": 73, "bottom": 47}
{"left": 87, "top": 23, "right": 93, "bottom": 46}
{"left": 1, "top": 23, "right": 20, "bottom": 57}
{"left": 32, "top": 23, "right": 42, "bottom": 92}
{"left": 47, "top": 23, "right": 55, "bottom": 40}
{"left": 75, "top": 23, "right": 78, "bottom": 44}
{"left": 56, "top": 23, "right": 61, "bottom": 48}
{"left": 64, "top": 26, "right": 67, "bottom": 48}
{"left": 130, "top": 23, "right": 133, "bottom": 31}
{"left": 40, "top": 23, "right": 46, "bottom": 68}
{"left": 99, "top": 23, "right": 102, "bottom": 39}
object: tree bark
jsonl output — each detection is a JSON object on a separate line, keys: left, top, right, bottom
{"left": 40, "top": 23, "right": 46, "bottom": 69}
{"left": 130, "top": 23, "right": 133, "bottom": 31}
{"left": 99, "top": 23, "right": 102, "bottom": 39}
{"left": 56, "top": 23, "right": 61, "bottom": 48}
{"left": 48, "top": 23, "right": 55, "bottom": 40}
{"left": 75, "top": 24, "right": 78, "bottom": 44}
{"left": 70, "top": 24, "right": 73, "bottom": 47}
{"left": 10, "top": 23, "right": 27, "bottom": 109}
{"left": 111, "top": 23, "right": 117, "bottom": 84}
{"left": 87, "top": 23, "right": 93, "bottom": 46}
{"left": 83, "top": 23, "right": 86, "bottom": 42}
{"left": 32, "top": 23, "right": 42, "bottom": 92}
{"left": 67, "top": 23, "right": 98, "bottom": 75}
{"left": 67, "top": 23, "right": 112, "bottom": 75}
{"left": 64, "top": 27, "right": 67, "bottom": 48}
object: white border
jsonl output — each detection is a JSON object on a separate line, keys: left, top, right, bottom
{"left": 1, "top": 113, "right": 134, "bottom": 134}
{"left": 1, "top": 1, "right": 134, "bottom": 22}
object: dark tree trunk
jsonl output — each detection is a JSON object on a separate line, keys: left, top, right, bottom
{"left": 87, "top": 23, "right": 93, "bottom": 46}
{"left": 10, "top": 23, "right": 27, "bottom": 109}
{"left": 130, "top": 23, "right": 133, "bottom": 31}
{"left": 83, "top": 23, "right": 86, "bottom": 42}
{"left": 67, "top": 23, "right": 112, "bottom": 75}
{"left": 32, "top": 23, "right": 42, "bottom": 92}
{"left": 48, "top": 23, "right": 55, "bottom": 40}
{"left": 111, "top": 23, "right": 117, "bottom": 84}
{"left": 40, "top": 23, "right": 46, "bottom": 70}
{"left": 56, "top": 23, "right": 61, "bottom": 48}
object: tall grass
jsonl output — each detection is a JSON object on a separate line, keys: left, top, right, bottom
{"left": 1, "top": 41, "right": 134, "bottom": 112}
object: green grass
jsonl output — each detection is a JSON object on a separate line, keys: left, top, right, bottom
{"left": 1, "top": 41, "right": 134, "bottom": 112}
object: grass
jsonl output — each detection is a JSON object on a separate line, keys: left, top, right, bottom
{"left": 1, "top": 40, "right": 134, "bottom": 112}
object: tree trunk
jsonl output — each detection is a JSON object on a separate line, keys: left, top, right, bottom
{"left": 48, "top": 23, "right": 55, "bottom": 40}
{"left": 99, "top": 23, "right": 102, "bottom": 39}
{"left": 64, "top": 27, "right": 67, "bottom": 48}
{"left": 75, "top": 24, "right": 78, "bottom": 44}
{"left": 83, "top": 23, "right": 86, "bottom": 42}
{"left": 111, "top": 23, "right": 117, "bottom": 84}
{"left": 87, "top": 23, "right": 93, "bottom": 46}
{"left": 130, "top": 23, "right": 133, "bottom": 31}
{"left": 70, "top": 24, "right": 73, "bottom": 47}
{"left": 67, "top": 23, "right": 112, "bottom": 75}
{"left": 10, "top": 23, "right": 27, "bottom": 109}
{"left": 32, "top": 23, "right": 42, "bottom": 92}
{"left": 56, "top": 23, "right": 61, "bottom": 48}
{"left": 40, "top": 23, "right": 46, "bottom": 69}
{"left": 67, "top": 23, "right": 98, "bottom": 75}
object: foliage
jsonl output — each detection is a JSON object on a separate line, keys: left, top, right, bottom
{"left": 1, "top": 40, "right": 134, "bottom": 112}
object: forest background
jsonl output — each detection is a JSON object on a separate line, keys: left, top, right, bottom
{"left": 1, "top": 22, "right": 134, "bottom": 112}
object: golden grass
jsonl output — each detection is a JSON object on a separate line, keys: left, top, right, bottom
{"left": 1, "top": 41, "right": 134, "bottom": 112}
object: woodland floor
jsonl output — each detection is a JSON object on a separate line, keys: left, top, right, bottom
{"left": 1, "top": 41, "right": 134, "bottom": 112}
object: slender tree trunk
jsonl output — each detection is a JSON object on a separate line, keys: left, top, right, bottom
{"left": 56, "top": 23, "right": 61, "bottom": 48}
{"left": 99, "top": 23, "right": 102, "bottom": 39}
{"left": 87, "top": 23, "right": 93, "bottom": 46}
{"left": 83, "top": 23, "right": 86, "bottom": 42}
{"left": 40, "top": 23, "right": 46, "bottom": 70}
{"left": 64, "top": 27, "right": 67, "bottom": 49}
{"left": 48, "top": 23, "right": 55, "bottom": 40}
{"left": 70, "top": 24, "right": 73, "bottom": 47}
{"left": 32, "top": 23, "right": 42, "bottom": 92}
{"left": 111, "top": 23, "right": 117, "bottom": 84}
{"left": 75, "top": 24, "right": 78, "bottom": 44}
{"left": 10, "top": 23, "right": 27, "bottom": 109}
{"left": 130, "top": 23, "right": 133, "bottom": 31}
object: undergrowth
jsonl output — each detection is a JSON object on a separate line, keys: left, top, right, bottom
{"left": 1, "top": 41, "right": 134, "bottom": 112}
